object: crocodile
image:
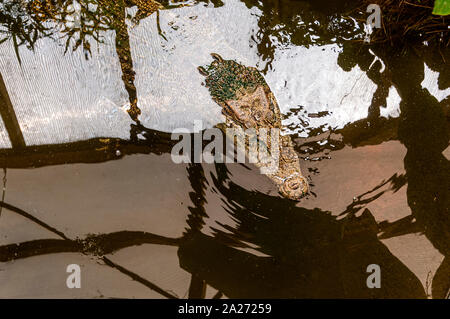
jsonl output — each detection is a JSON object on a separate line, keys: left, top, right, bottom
{"left": 198, "top": 53, "right": 309, "bottom": 200}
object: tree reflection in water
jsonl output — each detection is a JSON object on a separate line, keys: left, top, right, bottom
{"left": 0, "top": 0, "right": 199, "bottom": 120}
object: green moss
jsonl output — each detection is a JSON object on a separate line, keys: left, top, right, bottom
{"left": 202, "top": 59, "right": 266, "bottom": 102}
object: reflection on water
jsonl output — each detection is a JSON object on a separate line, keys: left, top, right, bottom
{"left": 0, "top": 0, "right": 449, "bottom": 298}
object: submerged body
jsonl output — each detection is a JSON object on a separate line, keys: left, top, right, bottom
{"left": 198, "top": 54, "right": 309, "bottom": 200}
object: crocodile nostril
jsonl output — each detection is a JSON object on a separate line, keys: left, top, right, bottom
{"left": 288, "top": 180, "right": 300, "bottom": 190}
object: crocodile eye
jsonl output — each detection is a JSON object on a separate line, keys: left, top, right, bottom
{"left": 224, "top": 104, "right": 234, "bottom": 115}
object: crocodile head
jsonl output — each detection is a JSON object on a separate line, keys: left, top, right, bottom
{"left": 198, "top": 53, "right": 278, "bottom": 129}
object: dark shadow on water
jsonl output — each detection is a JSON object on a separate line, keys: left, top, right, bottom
{"left": 178, "top": 162, "right": 426, "bottom": 298}
{"left": 328, "top": 39, "right": 450, "bottom": 298}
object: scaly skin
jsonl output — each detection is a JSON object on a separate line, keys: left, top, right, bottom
{"left": 198, "top": 53, "right": 309, "bottom": 200}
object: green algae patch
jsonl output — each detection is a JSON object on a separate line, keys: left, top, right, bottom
{"left": 202, "top": 59, "right": 266, "bottom": 103}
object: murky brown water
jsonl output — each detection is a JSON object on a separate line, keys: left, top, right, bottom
{"left": 0, "top": 0, "right": 449, "bottom": 299}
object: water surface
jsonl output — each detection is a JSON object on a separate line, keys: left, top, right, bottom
{"left": 0, "top": 0, "right": 448, "bottom": 298}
